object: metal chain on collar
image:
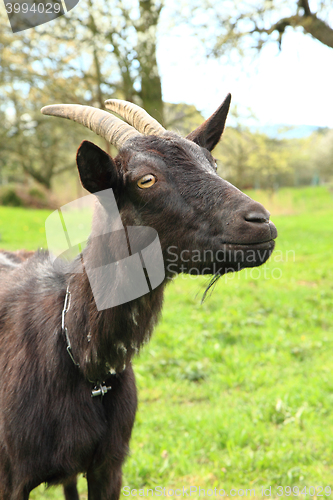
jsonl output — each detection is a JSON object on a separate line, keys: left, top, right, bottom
{"left": 61, "top": 285, "right": 112, "bottom": 398}
{"left": 62, "top": 286, "right": 79, "bottom": 367}
{"left": 91, "top": 383, "right": 112, "bottom": 398}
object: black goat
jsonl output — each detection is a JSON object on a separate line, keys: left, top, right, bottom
{"left": 0, "top": 96, "right": 277, "bottom": 500}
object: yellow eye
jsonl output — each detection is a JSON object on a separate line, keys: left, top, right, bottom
{"left": 137, "top": 174, "right": 156, "bottom": 189}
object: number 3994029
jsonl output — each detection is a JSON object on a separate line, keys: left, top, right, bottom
{"left": 5, "top": 2, "right": 61, "bottom": 14}
{"left": 276, "top": 486, "right": 331, "bottom": 496}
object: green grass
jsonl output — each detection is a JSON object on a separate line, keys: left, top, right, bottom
{"left": 0, "top": 206, "right": 50, "bottom": 250}
{"left": 1, "top": 186, "right": 333, "bottom": 499}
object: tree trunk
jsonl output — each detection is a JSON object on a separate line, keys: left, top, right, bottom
{"left": 137, "top": 0, "right": 164, "bottom": 124}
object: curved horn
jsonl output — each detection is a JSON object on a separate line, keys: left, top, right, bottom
{"left": 41, "top": 104, "right": 141, "bottom": 150}
{"left": 104, "top": 99, "right": 166, "bottom": 136}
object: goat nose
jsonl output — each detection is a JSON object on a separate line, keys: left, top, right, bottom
{"left": 244, "top": 211, "right": 270, "bottom": 224}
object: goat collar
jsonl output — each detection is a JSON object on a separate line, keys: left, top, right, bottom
{"left": 61, "top": 286, "right": 112, "bottom": 399}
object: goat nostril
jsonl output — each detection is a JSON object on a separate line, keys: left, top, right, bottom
{"left": 245, "top": 211, "right": 270, "bottom": 224}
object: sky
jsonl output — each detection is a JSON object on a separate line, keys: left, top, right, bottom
{"left": 157, "top": 25, "right": 333, "bottom": 129}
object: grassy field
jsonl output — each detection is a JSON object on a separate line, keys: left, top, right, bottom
{"left": 0, "top": 186, "right": 332, "bottom": 499}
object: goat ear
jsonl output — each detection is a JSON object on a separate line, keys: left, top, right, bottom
{"left": 186, "top": 93, "right": 231, "bottom": 152}
{"left": 76, "top": 141, "right": 117, "bottom": 194}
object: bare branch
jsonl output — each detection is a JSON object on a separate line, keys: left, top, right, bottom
{"left": 250, "top": 13, "right": 333, "bottom": 49}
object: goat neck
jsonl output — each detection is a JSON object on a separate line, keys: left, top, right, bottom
{"left": 63, "top": 236, "right": 165, "bottom": 384}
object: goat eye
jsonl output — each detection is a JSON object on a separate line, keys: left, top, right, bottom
{"left": 137, "top": 174, "right": 156, "bottom": 189}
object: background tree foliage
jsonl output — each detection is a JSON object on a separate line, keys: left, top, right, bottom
{"left": 215, "top": 126, "right": 317, "bottom": 190}
{"left": 0, "top": 0, "right": 332, "bottom": 197}
{"left": 0, "top": 0, "right": 164, "bottom": 189}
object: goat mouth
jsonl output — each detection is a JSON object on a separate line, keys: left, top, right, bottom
{"left": 217, "top": 239, "right": 276, "bottom": 266}
{"left": 222, "top": 239, "right": 276, "bottom": 251}
{"left": 200, "top": 239, "right": 276, "bottom": 302}
{"left": 200, "top": 239, "right": 276, "bottom": 274}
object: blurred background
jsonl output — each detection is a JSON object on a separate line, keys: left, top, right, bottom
{"left": 0, "top": 0, "right": 332, "bottom": 203}
{"left": 0, "top": 1, "right": 333, "bottom": 498}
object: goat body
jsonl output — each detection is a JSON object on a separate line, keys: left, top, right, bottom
{"left": 0, "top": 97, "right": 277, "bottom": 500}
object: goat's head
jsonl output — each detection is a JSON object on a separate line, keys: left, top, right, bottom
{"left": 41, "top": 96, "right": 277, "bottom": 285}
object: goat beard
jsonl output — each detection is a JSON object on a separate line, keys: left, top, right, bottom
{"left": 201, "top": 263, "right": 249, "bottom": 303}
{"left": 200, "top": 242, "right": 276, "bottom": 302}
{"left": 202, "top": 272, "right": 222, "bottom": 303}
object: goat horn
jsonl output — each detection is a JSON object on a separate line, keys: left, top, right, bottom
{"left": 104, "top": 99, "right": 166, "bottom": 136}
{"left": 41, "top": 104, "right": 141, "bottom": 150}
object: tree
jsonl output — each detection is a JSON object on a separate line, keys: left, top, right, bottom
{"left": 311, "top": 129, "right": 333, "bottom": 183}
{"left": 164, "top": 102, "right": 204, "bottom": 135}
{"left": 0, "top": 18, "right": 92, "bottom": 188}
{"left": 178, "top": 0, "right": 333, "bottom": 57}
{"left": 215, "top": 126, "right": 294, "bottom": 189}
{"left": 136, "top": 0, "right": 164, "bottom": 121}
{"left": 0, "top": 0, "right": 165, "bottom": 189}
